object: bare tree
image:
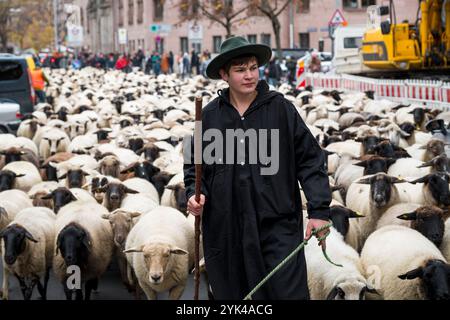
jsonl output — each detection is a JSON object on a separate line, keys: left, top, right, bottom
{"left": 174, "top": 0, "right": 252, "bottom": 38}
{"left": 249, "top": 0, "right": 296, "bottom": 59}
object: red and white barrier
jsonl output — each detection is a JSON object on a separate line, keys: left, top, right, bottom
{"left": 304, "top": 73, "right": 450, "bottom": 110}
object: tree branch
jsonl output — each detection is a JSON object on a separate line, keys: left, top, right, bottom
{"left": 274, "top": 0, "right": 291, "bottom": 17}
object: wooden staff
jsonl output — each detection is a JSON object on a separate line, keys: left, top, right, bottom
{"left": 194, "top": 95, "right": 203, "bottom": 300}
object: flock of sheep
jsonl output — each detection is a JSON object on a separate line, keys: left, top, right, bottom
{"left": 0, "top": 66, "right": 449, "bottom": 300}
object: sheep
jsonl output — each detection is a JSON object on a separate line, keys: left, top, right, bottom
{"left": 0, "top": 147, "right": 40, "bottom": 169}
{"left": 98, "top": 155, "right": 121, "bottom": 178}
{"left": 1, "top": 161, "right": 42, "bottom": 192}
{"left": 0, "top": 190, "right": 34, "bottom": 231}
{"left": 376, "top": 203, "right": 448, "bottom": 246}
{"left": 124, "top": 206, "right": 194, "bottom": 300}
{"left": 101, "top": 209, "right": 142, "bottom": 294}
{"left": 387, "top": 158, "right": 431, "bottom": 178}
{"left": 0, "top": 207, "right": 55, "bottom": 300}
{"left": 406, "top": 139, "right": 446, "bottom": 162}
{"left": 326, "top": 140, "right": 361, "bottom": 158}
{"left": 122, "top": 177, "right": 160, "bottom": 204}
{"left": 40, "top": 152, "right": 74, "bottom": 182}
{"left": 99, "top": 182, "right": 139, "bottom": 212}
{"left": 345, "top": 173, "right": 404, "bottom": 252}
{"left": 416, "top": 154, "right": 450, "bottom": 173}
{"left": 441, "top": 219, "right": 450, "bottom": 262}
{"left": 329, "top": 205, "right": 364, "bottom": 238}
{"left": 16, "top": 119, "right": 44, "bottom": 140}
{"left": 39, "top": 128, "right": 71, "bottom": 160}
{"left": 120, "top": 194, "right": 159, "bottom": 215}
{"left": 161, "top": 173, "right": 188, "bottom": 214}
{"left": 305, "top": 224, "right": 375, "bottom": 300}
{"left": 8, "top": 137, "right": 39, "bottom": 156}
{"left": 53, "top": 201, "right": 114, "bottom": 300}
{"left": 408, "top": 172, "right": 450, "bottom": 207}
{"left": 28, "top": 181, "right": 60, "bottom": 208}
{"left": 360, "top": 225, "right": 450, "bottom": 300}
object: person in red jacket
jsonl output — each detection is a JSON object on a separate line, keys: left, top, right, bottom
{"left": 115, "top": 55, "right": 128, "bottom": 71}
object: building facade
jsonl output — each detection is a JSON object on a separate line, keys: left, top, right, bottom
{"left": 72, "top": 0, "right": 417, "bottom": 55}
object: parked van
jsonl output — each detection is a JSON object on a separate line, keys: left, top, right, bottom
{"left": 332, "top": 25, "right": 373, "bottom": 74}
{"left": 0, "top": 54, "right": 36, "bottom": 118}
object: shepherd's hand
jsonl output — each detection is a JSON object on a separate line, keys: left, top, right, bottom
{"left": 188, "top": 194, "right": 206, "bottom": 216}
{"left": 305, "top": 219, "right": 330, "bottom": 251}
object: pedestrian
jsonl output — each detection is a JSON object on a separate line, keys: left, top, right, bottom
{"left": 161, "top": 52, "right": 169, "bottom": 74}
{"left": 184, "top": 36, "right": 332, "bottom": 300}
{"left": 191, "top": 50, "right": 199, "bottom": 75}
{"left": 182, "top": 52, "right": 190, "bottom": 78}
{"left": 309, "top": 52, "right": 322, "bottom": 73}
{"left": 168, "top": 51, "right": 174, "bottom": 74}
{"left": 115, "top": 54, "right": 128, "bottom": 72}
{"left": 152, "top": 52, "right": 161, "bottom": 76}
{"left": 30, "top": 65, "right": 50, "bottom": 103}
{"left": 267, "top": 56, "right": 282, "bottom": 87}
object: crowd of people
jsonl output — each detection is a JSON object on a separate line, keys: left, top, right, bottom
{"left": 37, "top": 47, "right": 309, "bottom": 87}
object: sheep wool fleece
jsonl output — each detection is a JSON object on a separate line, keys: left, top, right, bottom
{"left": 184, "top": 80, "right": 331, "bottom": 300}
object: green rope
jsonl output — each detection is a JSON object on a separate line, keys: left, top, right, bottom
{"left": 243, "top": 222, "right": 342, "bottom": 300}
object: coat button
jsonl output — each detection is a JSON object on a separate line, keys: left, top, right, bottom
{"left": 241, "top": 117, "right": 245, "bottom": 120}
{"left": 240, "top": 162, "right": 245, "bottom": 166}
{"left": 240, "top": 139, "right": 244, "bottom": 143}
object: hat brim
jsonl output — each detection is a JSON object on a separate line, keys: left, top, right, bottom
{"left": 206, "top": 44, "right": 272, "bottom": 80}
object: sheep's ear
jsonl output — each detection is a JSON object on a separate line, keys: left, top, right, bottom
{"left": 130, "top": 212, "right": 141, "bottom": 219}
{"left": 356, "top": 177, "right": 372, "bottom": 184}
{"left": 353, "top": 160, "right": 367, "bottom": 168}
{"left": 59, "top": 173, "right": 67, "bottom": 179}
{"left": 123, "top": 186, "right": 139, "bottom": 194}
{"left": 101, "top": 214, "right": 110, "bottom": 220}
{"left": 390, "top": 176, "right": 405, "bottom": 184}
{"left": 15, "top": 173, "right": 26, "bottom": 178}
{"left": 408, "top": 175, "right": 430, "bottom": 184}
{"left": 418, "top": 144, "right": 428, "bottom": 150}
{"left": 365, "top": 286, "right": 380, "bottom": 295}
{"left": 398, "top": 267, "right": 423, "bottom": 280}
{"left": 123, "top": 246, "right": 143, "bottom": 253}
{"left": 348, "top": 210, "right": 365, "bottom": 218}
{"left": 325, "top": 286, "right": 339, "bottom": 300}
{"left": 40, "top": 193, "right": 53, "bottom": 200}
{"left": 24, "top": 230, "right": 38, "bottom": 243}
{"left": 416, "top": 160, "right": 433, "bottom": 168}
{"left": 387, "top": 158, "right": 397, "bottom": 167}
{"left": 48, "top": 161, "right": 58, "bottom": 168}
{"left": 170, "top": 247, "right": 188, "bottom": 255}
{"left": 400, "top": 130, "right": 410, "bottom": 138}
{"left": 120, "top": 163, "right": 136, "bottom": 174}
{"left": 165, "top": 184, "right": 178, "bottom": 191}
{"left": 330, "top": 185, "right": 344, "bottom": 192}
{"left": 397, "top": 212, "right": 417, "bottom": 221}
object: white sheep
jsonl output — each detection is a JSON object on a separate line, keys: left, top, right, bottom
{"left": 0, "top": 190, "right": 34, "bottom": 231}
{"left": 124, "top": 206, "right": 194, "bottom": 300}
{"left": 387, "top": 158, "right": 431, "bottom": 178}
{"left": 2, "top": 161, "right": 42, "bottom": 192}
{"left": 1, "top": 207, "right": 55, "bottom": 300}
{"left": 345, "top": 173, "right": 403, "bottom": 252}
{"left": 305, "top": 223, "right": 375, "bottom": 300}
{"left": 38, "top": 128, "right": 71, "bottom": 160}
{"left": 122, "top": 177, "right": 159, "bottom": 204}
{"left": 53, "top": 201, "right": 114, "bottom": 300}
{"left": 361, "top": 225, "right": 450, "bottom": 300}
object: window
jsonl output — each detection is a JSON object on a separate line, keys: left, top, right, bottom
{"left": 137, "top": 0, "right": 144, "bottom": 24}
{"left": 261, "top": 33, "right": 271, "bottom": 47}
{"left": 0, "top": 62, "right": 23, "bottom": 81}
{"left": 192, "top": 0, "right": 199, "bottom": 15}
{"left": 180, "top": 37, "right": 189, "bottom": 53}
{"left": 361, "top": 0, "right": 376, "bottom": 6}
{"left": 192, "top": 42, "right": 201, "bottom": 54}
{"left": 343, "top": 0, "right": 358, "bottom": 9}
{"left": 247, "top": 34, "right": 257, "bottom": 43}
{"left": 154, "top": 0, "right": 164, "bottom": 20}
{"left": 296, "top": 0, "right": 310, "bottom": 13}
{"left": 180, "top": 0, "right": 189, "bottom": 17}
{"left": 118, "top": 0, "right": 124, "bottom": 26}
{"left": 299, "top": 33, "right": 310, "bottom": 49}
{"left": 343, "top": 37, "right": 362, "bottom": 48}
{"left": 128, "top": 0, "right": 134, "bottom": 25}
{"left": 213, "top": 36, "right": 222, "bottom": 53}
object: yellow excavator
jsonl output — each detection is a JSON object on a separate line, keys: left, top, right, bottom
{"left": 361, "top": 0, "right": 450, "bottom": 72}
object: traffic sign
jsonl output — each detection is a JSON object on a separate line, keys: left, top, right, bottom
{"left": 118, "top": 28, "right": 128, "bottom": 45}
{"left": 328, "top": 9, "right": 347, "bottom": 26}
{"left": 67, "top": 24, "right": 84, "bottom": 47}
{"left": 150, "top": 24, "right": 160, "bottom": 33}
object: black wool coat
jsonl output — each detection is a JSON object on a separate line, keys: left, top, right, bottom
{"left": 184, "top": 80, "right": 331, "bottom": 300}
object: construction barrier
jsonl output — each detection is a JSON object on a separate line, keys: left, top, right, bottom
{"left": 303, "top": 73, "right": 450, "bottom": 110}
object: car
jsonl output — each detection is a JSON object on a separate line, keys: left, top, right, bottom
{"left": 318, "top": 51, "right": 333, "bottom": 73}
{"left": 0, "top": 54, "right": 36, "bottom": 119}
{"left": 0, "top": 98, "right": 21, "bottom": 133}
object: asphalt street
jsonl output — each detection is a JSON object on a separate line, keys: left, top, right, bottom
{"left": 0, "top": 259, "right": 210, "bottom": 300}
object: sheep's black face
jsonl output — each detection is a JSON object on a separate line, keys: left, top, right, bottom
{"left": 434, "top": 156, "right": 450, "bottom": 172}
{"left": 375, "top": 142, "right": 396, "bottom": 158}
{"left": 152, "top": 110, "right": 165, "bottom": 121}
{"left": 301, "top": 96, "right": 310, "bottom": 105}
{"left": 0, "top": 171, "right": 16, "bottom": 192}
{"left": 427, "top": 173, "right": 450, "bottom": 206}
{"left": 413, "top": 215, "right": 445, "bottom": 247}
{"left": 422, "top": 260, "right": 450, "bottom": 300}
{"left": 57, "top": 109, "right": 68, "bottom": 122}
{"left": 399, "top": 122, "right": 415, "bottom": 136}
{"left": 153, "top": 173, "right": 175, "bottom": 198}
{"left": 128, "top": 138, "right": 144, "bottom": 153}
{"left": 44, "top": 164, "right": 58, "bottom": 182}
{"left": 105, "top": 184, "right": 127, "bottom": 210}
{"left": 412, "top": 108, "right": 425, "bottom": 126}
{"left": 361, "top": 136, "right": 380, "bottom": 155}
{"left": 96, "top": 130, "right": 109, "bottom": 141}
{"left": 51, "top": 188, "right": 77, "bottom": 213}
{"left": 120, "top": 119, "right": 132, "bottom": 128}
{"left": 370, "top": 175, "right": 392, "bottom": 208}
{"left": 67, "top": 170, "right": 84, "bottom": 189}
{"left": 57, "top": 224, "right": 90, "bottom": 267}
{"left": 4, "top": 151, "right": 23, "bottom": 164}
{"left": 0, "top": 225, "right": 37, "bottom": 265}
{"left": 142, "top": 146, "right": 160, "bottom": 162}
{"left": 360, "top": 158, "right": 393, "bottom": 175}
{"left": 365, "top": 90, "right": 374, "bottom": 100}
{"left": 135, "top": 162, "right": 160, "bottom": 182}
